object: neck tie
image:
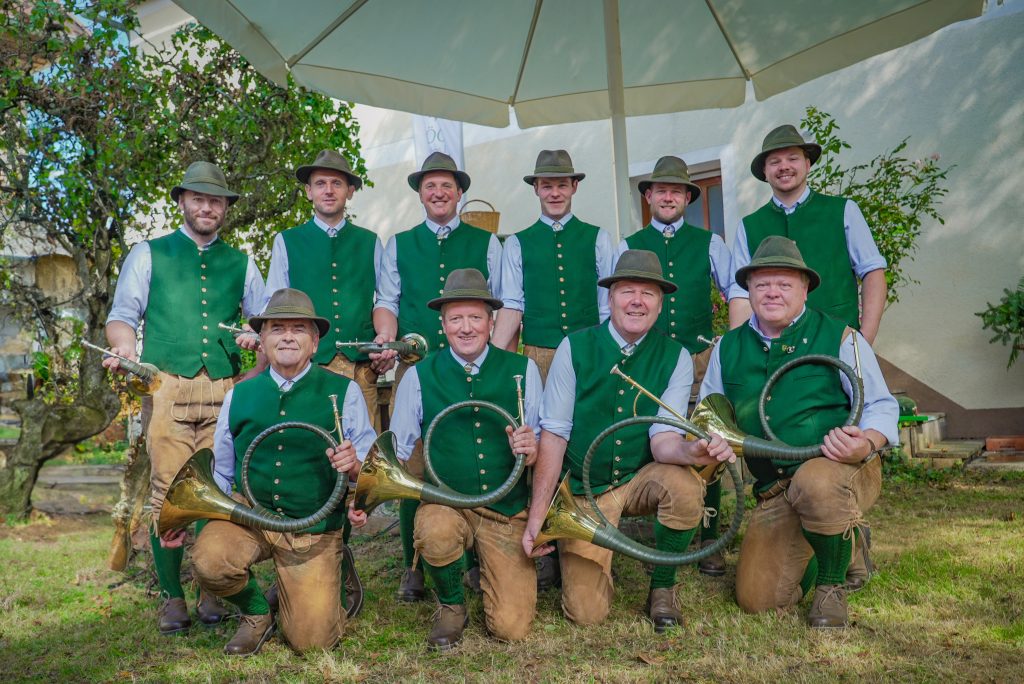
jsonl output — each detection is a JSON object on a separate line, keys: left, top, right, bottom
{"left": 663, "top": 225, "right": 675, "bottom": 238}
{"left": 437, "top": 225, "right": 451, "bottom": 240}
{"left": 327, "top": 227, "right": 338, "bottom": 238}
{"left": 464, "top": 363, "right": 474, "bottom": 374}
{"left": 621, "top": 343, "right": 636, "bottom": 357}
{"left": 551, "top": 221, "right": 562, "bottom": 233}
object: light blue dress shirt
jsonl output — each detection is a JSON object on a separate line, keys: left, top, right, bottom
{"left": 263, "top": 216, "right": 384, "bottom": 312}
{"left": 541, "top": 323, "right": 694, "bottom": 440}
{"left": 698, "top": 308, "right": 900, "bottom": 447}
{"left": 727, "top": 188, "right": 887, "bottom": 301}
{"left": 374, "top": 217, "right": 503, "bottom": 316}
{"left": 107, "top": 227, "right": 265, "bottom": 329}
{"left": 390, "top": 345, "right": 543, "bottom": 461}
{"left": 500, "top": 213, "right": 614, "bottom": 322}
{"left": 614, "top": 219, "right": 733, "bottom": 296}
{"left": 211, "top": 363, "right": 378, "bottom": 495}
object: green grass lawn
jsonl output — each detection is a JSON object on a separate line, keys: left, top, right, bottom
{"left": 1, "top": 471, "right": 1022, "bottom": 683}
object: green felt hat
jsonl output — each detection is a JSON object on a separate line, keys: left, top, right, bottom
{"left": 523, "top": 149, "right": 585, "bottom": 185}
{"left": 638, "top": 155, "right": 701, "bottom": 200}
{"left": 427, "top": 268, "right": 503, "bottom": 311}
{"left": 750, "top": 124, "right": 822, "bottom": 182}
{"left": 407, "top": 151, "right": 471, "bottom": 192}
{"left": 598, "top": 249, "right": 677, "bottom": 294}
{"left": 249, "top": 288, "right": 330, "bottom": 337}
{"left": 170, "top": 161, "right": 240, "bottom": 205}
{"left": 734, "top": 236, "right": 821, "bottom": 292}
{"left": 295, "top": 149, "right": 363, "bottom": 189}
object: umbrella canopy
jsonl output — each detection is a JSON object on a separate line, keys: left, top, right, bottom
{"left": 174, "top": 0, "right": 983, "bottom": 233}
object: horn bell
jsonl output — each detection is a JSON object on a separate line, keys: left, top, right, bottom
{"left": 351, "top": 431, "right": 425, "bottom": 515}
{"left": 158, "top": 448, "right": 246, "bottom": 535}
{"left": 533, "top": 475, "right": 603, "bottom": 548}
{"left": 689, "top": 393, "right": 748, "bottom": 457}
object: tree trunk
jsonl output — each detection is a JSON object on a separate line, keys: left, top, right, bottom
{"left": 108, "top": 433, "right": 151, "bottom": 570}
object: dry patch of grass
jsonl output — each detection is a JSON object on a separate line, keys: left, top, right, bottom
{"left": 0, "top": 473, "right": 1021, "bottom": 682}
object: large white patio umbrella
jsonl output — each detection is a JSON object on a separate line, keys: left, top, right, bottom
{"left": 174, "top": 0, "right": 983, "bottom": 236}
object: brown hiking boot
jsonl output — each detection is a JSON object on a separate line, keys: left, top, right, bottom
{"left": 426, "top": 603, "right": 468, "bottom": 652}
{"left": 197, "top": 589, "right": 231, "bottom": 625}
{"left": 224, "top": 613, "right": 275, "bottom": 656}
{"left": 697, "top": 539, "right": 726, "bottom": 577}
{"left": 808, "top": 584, "right": 849, "bottom": 629}
{"left": 536, "top": 555, "right": 561, "bottom": 591}
{"left": 646, "top": 588, "right": 684, "bottom": 633}
{"left": 157, "top": 597, "right": 191, "bottom": 636}
{"left": 463, "top": 565, "right": 481, "bottom": 595}
{"left": 845, "top": 526, "right": 874, "bottom": 592}
{"left": 342, "top": 544, "right": 364, "bottom": 618}
{"left": 396, "top": 568, "right": 426, "bottom": 602}
{"left": 264, "top": 582, "right": 279, "bottom": 613}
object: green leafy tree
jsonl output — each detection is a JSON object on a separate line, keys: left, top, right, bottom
{"left": 801, "top": 106, "right": 951, "bottom": 305}
{"left": 0, "top": 1, "right": 366, "bottom": 518}
{"left": 975, "top": 276, "right": 1024, "bottom": 368}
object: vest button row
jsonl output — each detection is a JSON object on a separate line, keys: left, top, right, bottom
{"left": 481, "top": 484, "right": 488, "bottom": 491}
{"left": 670, "top": 296, "right": 676, "bottom": 303}
{"left": 479, "top": 469, "right": 486, "bottom": 475}
{"left": 668, "top": 261, "right": 674, "bottom": 267}
{"left": 478, "top": 453, "right": 485, "bottom": 459}
{"left": 276, "top": 461, "right": 282, "bottom": 467}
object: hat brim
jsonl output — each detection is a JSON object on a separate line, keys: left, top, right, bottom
{"left": 171, "top": 183, "right": 240, "bottom": 205}
{"left": 598, "top": 272, "right": 677, "bottom": 294}
{"left": 638, "top": 178, "right": 701, "bottom": 202}
{"left": 750, "top": 143, "right": 822, "bottom": 182}
{"left": 427, "top": 292, "right": 504, "bottom": 311}
{"left": 408, "top": 169, "right": 471, "bottom": 192}
{"left": 248, "top": 313, "right": 330, "bottom": 338}
{"left": 523, "top": 172, "right": 585, "bottom": 185}
{"left": 295, "top": 164, "right": 363, "bottom": 190}
{"left": 734, "top": 261, "right": 821, "bottom": 293}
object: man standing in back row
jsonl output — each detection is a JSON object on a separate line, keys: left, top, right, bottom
{"left": 728, "top": 124, "right": 888, "bottom": 342}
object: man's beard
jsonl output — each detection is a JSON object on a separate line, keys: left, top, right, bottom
{"left": 183, "top": 204, "right": 224, "bottom": 236}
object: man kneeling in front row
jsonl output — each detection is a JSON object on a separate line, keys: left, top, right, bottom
{"left": 168, "top": 289, "right": 377, "bottom": 654}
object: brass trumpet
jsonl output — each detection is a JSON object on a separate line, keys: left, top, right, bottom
{"left": 81, "top": 339, "right": 161, "bottom": 395}
{"left": 336, "top": 332, "right": 429, "bottom": 364}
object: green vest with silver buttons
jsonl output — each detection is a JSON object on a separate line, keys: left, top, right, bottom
{"left": 141, "top": 230, "right": 247, "bottom": 379}
{"left": 742, "top": 191, "right": 860, "bottom": 328}
{"left": 718, "top": 307, "right": 850, "bottom": 492}
{"left": 395, "top": 222, "right": 491, "bottom": 353}
{"left": 625, "top": 223, "right": 713, "bottom": 354}
{"left": 228, "top": 365, "right": 353, "bottom": 533}
{"left": 518, "top": 217, "right": 600, "bottom": 348}
{"left": 565, "top": 322, "right": 683, "bottom": 496}
{"left": 418, "top": 346, "right": 530, "bottom": 517}
{"left": 281, "top": 220, "right": 377, "bottom": 364}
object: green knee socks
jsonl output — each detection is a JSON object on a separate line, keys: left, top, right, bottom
{"left": 802, "top": 529, "right": 853, "bottom": 586}
{"left": 223, "top": 575, "right": 271, "bottom": 615}
{"left": 424, "top": 560, "right": 464, "bottom": 605}
{"left": 149, "top": 527, "right": 186, "bottom": 600}
{"left": 650, "top": 523, "right": 698, "bottom": 589}
{"left": 399, "top": 499, "right": 423, "bottom": 571}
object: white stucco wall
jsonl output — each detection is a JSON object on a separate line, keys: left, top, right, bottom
{"left": 350, "top": 3, "right": 1024, "bottom": 411}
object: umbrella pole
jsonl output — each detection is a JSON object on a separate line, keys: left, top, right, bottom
{"left": 603, "top": 0, "right": 631, "bottom": 243}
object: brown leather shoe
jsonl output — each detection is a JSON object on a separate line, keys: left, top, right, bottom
{"left": 536, "top": 555, "right": 561, "bottom": 591}
{"left": 264, "top": 582, "right": 279, "bottom": 613}
{"left": 342, "top": 544, "right": 364, "bottom": 618}
{"left": 224, "top": 613, "right": 275, "bottom": 656}
{"left": 396, "top": 568, "right": 426, "bottom": 602}
{"left": 697, "top": 539, "right": 726, "bottom": 577}
{"left": 426, "top": 603, "right": 468, "bottom": 652}
{"left": 197, "top": 590, "right": 231, "bottom": 625}
{"left": 808, "top": 584, "right": 849, "bottom": 628}
{"left": 463, "top": 566, "right": 481, "bottom": 595}
{"left": 157, "top": 597, "right": 191, "bottom": 636}
{"left": 845, "top": 526, "right": 874, "bottom": 592}
{"left": 646, "top": 587, "right": 684, "bottom": 633}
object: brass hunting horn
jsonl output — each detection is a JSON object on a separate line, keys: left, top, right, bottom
{"left": 353, "top": 393, "right": 528, "bottom": 515}
{"left": 336, "top": 332, "right": 429, "bottom": 365}
{"left": 158, "top": 415, "right": 348, "bottom": 535}
{"left": 81, "top": 339, "right": 161, "bottom": 395}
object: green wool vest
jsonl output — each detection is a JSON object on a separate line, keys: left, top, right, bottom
{"left": 718, "top": 308, "right": 850, "bottom": 491}
{"left": 418, "top": 346, "right": 530, "bottom": 517}
{"left": 518, "top": 217, "right": 600, "bottom": 348}
{"left": 395, "top": 222, "right": 491, "bottom": 353}
{"left": 625, "top": 224, "right": 713, "bottom": 353}
{"left": 141, "top": 231, "right": 247, "bottom": 378}
{"left": 281, "top": 220, "right": 377, "bottom": 363}
{"left": 228, "top": 366, "right": 353, "bottom": 534}
{"left": 743, "top": 191, "right": 860, "bottom": 327}
{"left": 566, "top": 322, "right": 683, "bottom": 496}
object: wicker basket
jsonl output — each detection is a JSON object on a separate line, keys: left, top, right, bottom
{"left": 460, "top": 199, "right": 500, "bottom": 234}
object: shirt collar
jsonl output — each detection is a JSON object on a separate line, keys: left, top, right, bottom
{"left": 449, "top": 345, "right": 489, "bottom": 373}
{"left": 313, "top": 215, "right": 347, "bottom": 233}
{"left": 747, "top": 306, "right": 807, "bottom": 342}
{"left": 539, "top": 213, "right": 573, "bottom": 228}
{"left": 269, "top": 362, "right": 313, "bottom": 389}
{"left": 771, "top": 186, "right": 811, "bottom": 213}
{"left": 425, "top": 217, "right": 461, "bottom": 233}
{"left": 652, "top": 218, "right": 683, "bottom": 233}
{"left": 179, "top": 227, "right": 220, "bottom": 250}
{"left": 608, "top": 322, "right": 647, "bottom": 350}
